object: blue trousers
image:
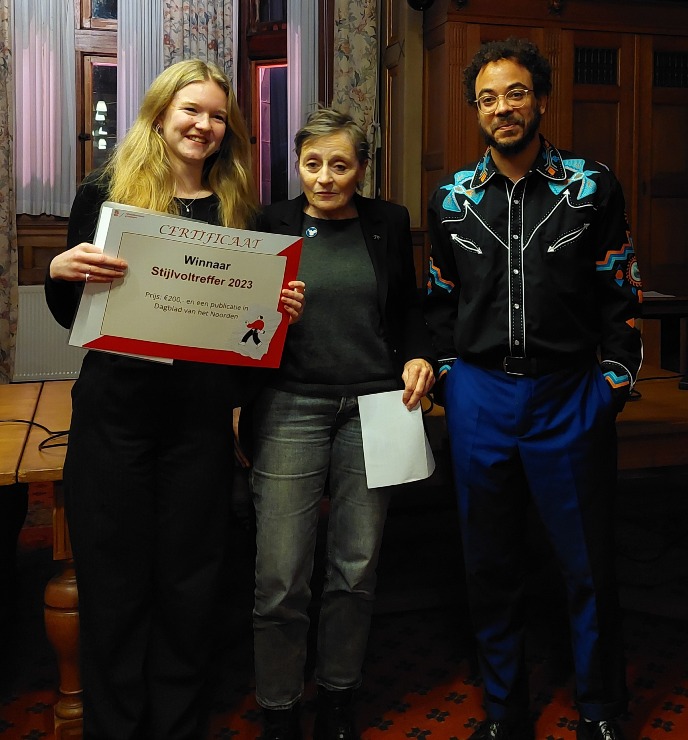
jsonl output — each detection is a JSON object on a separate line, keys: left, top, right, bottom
{"left": 444, "top": 359, "right": 627, "bottom": 722}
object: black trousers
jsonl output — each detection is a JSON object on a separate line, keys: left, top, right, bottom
{"left": 65, "top": 352, "right": 238, "bottom": 740}
{"left": 0, "top": 483, "right": 28, "bottom": 620}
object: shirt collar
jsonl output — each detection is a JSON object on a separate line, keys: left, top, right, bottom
{"left": 469, "top": 135, "right": 568, "bottom": 190}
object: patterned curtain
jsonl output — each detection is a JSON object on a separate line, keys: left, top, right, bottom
{"left": 163, "top": 0, "right": 237, "bottom": 86}
{"left": 332, "top": 0, "right": 378, "bottom": 197}
{"left": 0, "top": 0, "right": 17, "bottom": 382}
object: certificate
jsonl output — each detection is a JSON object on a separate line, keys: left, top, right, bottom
{"left": 69, "top": 202, "right": 302, "bottom": 367}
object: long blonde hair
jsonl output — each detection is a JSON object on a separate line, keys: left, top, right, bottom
{"left": 103, "top": 60, "right": 258, "bottom": 229}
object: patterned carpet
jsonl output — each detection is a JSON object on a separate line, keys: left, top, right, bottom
{"left": 2, "top": 473, "right": 688, "bottom": 740}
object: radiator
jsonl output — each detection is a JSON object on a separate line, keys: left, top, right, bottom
{"left": 13, "top": 285, "right": 86, "bottom": 382}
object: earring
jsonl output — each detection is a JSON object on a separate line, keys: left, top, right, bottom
{"left": 154, "top": 123, "right": 162, "bottom": 135}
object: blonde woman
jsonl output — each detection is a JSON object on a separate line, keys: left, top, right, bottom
{"left": 46, "top": 60, "right": 304, "bottom": 739}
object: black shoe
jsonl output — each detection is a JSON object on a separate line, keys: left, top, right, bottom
{"left": 576, "top": 718, "right": 625, "bottom": 740}
{"left": 262, "top": 703, "right": 302, "bottom": 740}
{"left": 468, "top": 719, "right": 535, "bottom": 740}
{"left": 312, "top": 686, "right": 359, "bottom": 740}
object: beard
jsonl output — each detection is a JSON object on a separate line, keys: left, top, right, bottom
{"left": 481, "top": 108, "right": 541, "bottom": 155}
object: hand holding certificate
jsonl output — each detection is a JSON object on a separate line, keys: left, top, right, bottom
{"left": 69, "top": 202, "right": 302, "bottom": 367}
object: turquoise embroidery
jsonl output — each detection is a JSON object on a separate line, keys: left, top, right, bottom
{"left": 603, "top": 369, "right": 630, "bottom": 389}
{"left": 440, "top": 170, "right": 485, "bottom": 213}
{"left": 549, "top": 158, "right": 599, "bottom": 200}
{"left": 428, "top": 257, "right": 455, "bottom": 293}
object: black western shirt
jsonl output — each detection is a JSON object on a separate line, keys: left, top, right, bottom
{"left": 424, "top": 136, "right": 643, "bottom": 395}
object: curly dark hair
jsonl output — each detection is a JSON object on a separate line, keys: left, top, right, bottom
{"left": 463, "top": 37, "right": 552, "bottom": 106}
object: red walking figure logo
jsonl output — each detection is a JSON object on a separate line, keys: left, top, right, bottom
{"left": 240, "top": 315, "right": 265, "bottom": 345}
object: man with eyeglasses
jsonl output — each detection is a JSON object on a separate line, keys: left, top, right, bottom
{"left": 424, "top": 38, "right": 642, "bottom": 740}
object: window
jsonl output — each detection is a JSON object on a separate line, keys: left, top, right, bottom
{"left": 258, "top": 0, "right": 286, "bottom": 23}
{"left": 240, "top": 0, "right": 288, "bottom": 204}
{"left": 81, "top": 0, "right": 117, "bottom": 29}
{"left": 84, "top": 57, "right": 118, "bottom": 172}
{"left": 255, "top": 64, "right": 288, "bottom": 204}
{"left": 76, "top": 1, "right": 117, "bottom": 180}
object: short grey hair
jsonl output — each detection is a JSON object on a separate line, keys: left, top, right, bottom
{"left": 294, "top": 107, "right": 369, "bottom": 165}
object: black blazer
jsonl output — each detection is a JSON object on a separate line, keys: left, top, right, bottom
{"left": 257, "top": 193, "right": 436, "bottom": 374}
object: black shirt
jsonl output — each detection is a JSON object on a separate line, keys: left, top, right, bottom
{"left": 425, "top": 137, "right": 643, "bottom": 388}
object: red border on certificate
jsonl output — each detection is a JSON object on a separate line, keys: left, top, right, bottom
{"left": 70, "top": 203, "right": 302, "bottom": 367}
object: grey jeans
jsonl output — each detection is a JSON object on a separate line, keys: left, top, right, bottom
{"left": 250, "top": 388, "right": 392, "bottom": 709}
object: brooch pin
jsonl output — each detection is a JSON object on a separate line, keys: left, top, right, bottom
{"left": 306, "top": 226, "right": 318, "bottom": 238}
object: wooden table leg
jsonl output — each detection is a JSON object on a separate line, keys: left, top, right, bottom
{"left": 45, "top": 483, "right": 83, "bottom": 739}
{"left": 45, "top": 560, "right": 82, "bottom": 738}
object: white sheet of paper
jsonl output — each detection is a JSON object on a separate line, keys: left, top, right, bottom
{"left": 358, "top": 390, "right": 435, "bottom": 489}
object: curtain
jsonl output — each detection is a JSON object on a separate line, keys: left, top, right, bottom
{"left": 13, "top": 0, "right": 76, "bottom": 216}
{"left": 286, "top": 0, "right": 318, "bottom": 198}
{"left": 0, "top": 0, "right": 17, "bottom": 381}
{"left": 332, "top": 0, "right": 378, "bottom": 197}
{"left": 118, "top": 0, "right": 164, "bottom": 139}
{"left": 163, "top": 0, "right": 238, "bottom": 87}
{"left": 120, "top": 0, "right": 238, "bottom": 137}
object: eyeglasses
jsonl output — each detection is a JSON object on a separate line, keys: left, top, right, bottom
{"left": 474, "top": 88, "right": 533, "bottom": 115}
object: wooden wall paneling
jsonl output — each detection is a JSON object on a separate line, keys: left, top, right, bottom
{"left": 637, "top": 34, "right": 688, "bottom": 295}
{"left": 383, "top": 59, "right": 402, "bottom": 203}
{"left": 429, "top": 0, "right": 688, "bottom": 38}
{"left": 566, "top": 31, "right": 636, "bottom": 220}
{"left": 557, "top": 32, "right": 575, "bottom": 151}
{"left": 17, "top": 216, "right": 69, "bottom": 285}
{"left": 74, "top": 30, "right": 117, "bottom": 54}
{"left": 539, "top": 27, "right": 564, "bottom": 148}
{"left": 444, "top": 22, "right": 472, "bottom": 175}
{"left": 630, "top": 33, "right": 642, "bottom": 244}
{"left": 319, "top": 0, "right": 334, "bottom": 107}
{"left": 461, "top": 23, "right": 484, "bottom": 166}
{"left": 381, "top": 2, "right": 424, "bottom": 225}
{"left": 421, "top": 21, "right": 448, "bottom": 219}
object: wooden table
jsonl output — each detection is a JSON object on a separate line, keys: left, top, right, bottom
{"left": 0, "top": 383, "right": 42, "bottom": 662}
{"left": 642, "top": 294, "right": 688, "bottom": 379}
{"left": 617, "top": 366, "right": 688, "bottom": 470}
{"left": 15, "top": 380, "right": 80, "bottom": 739}
{"left": 0, "top": 382, "right": 42, "bottom": 485}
